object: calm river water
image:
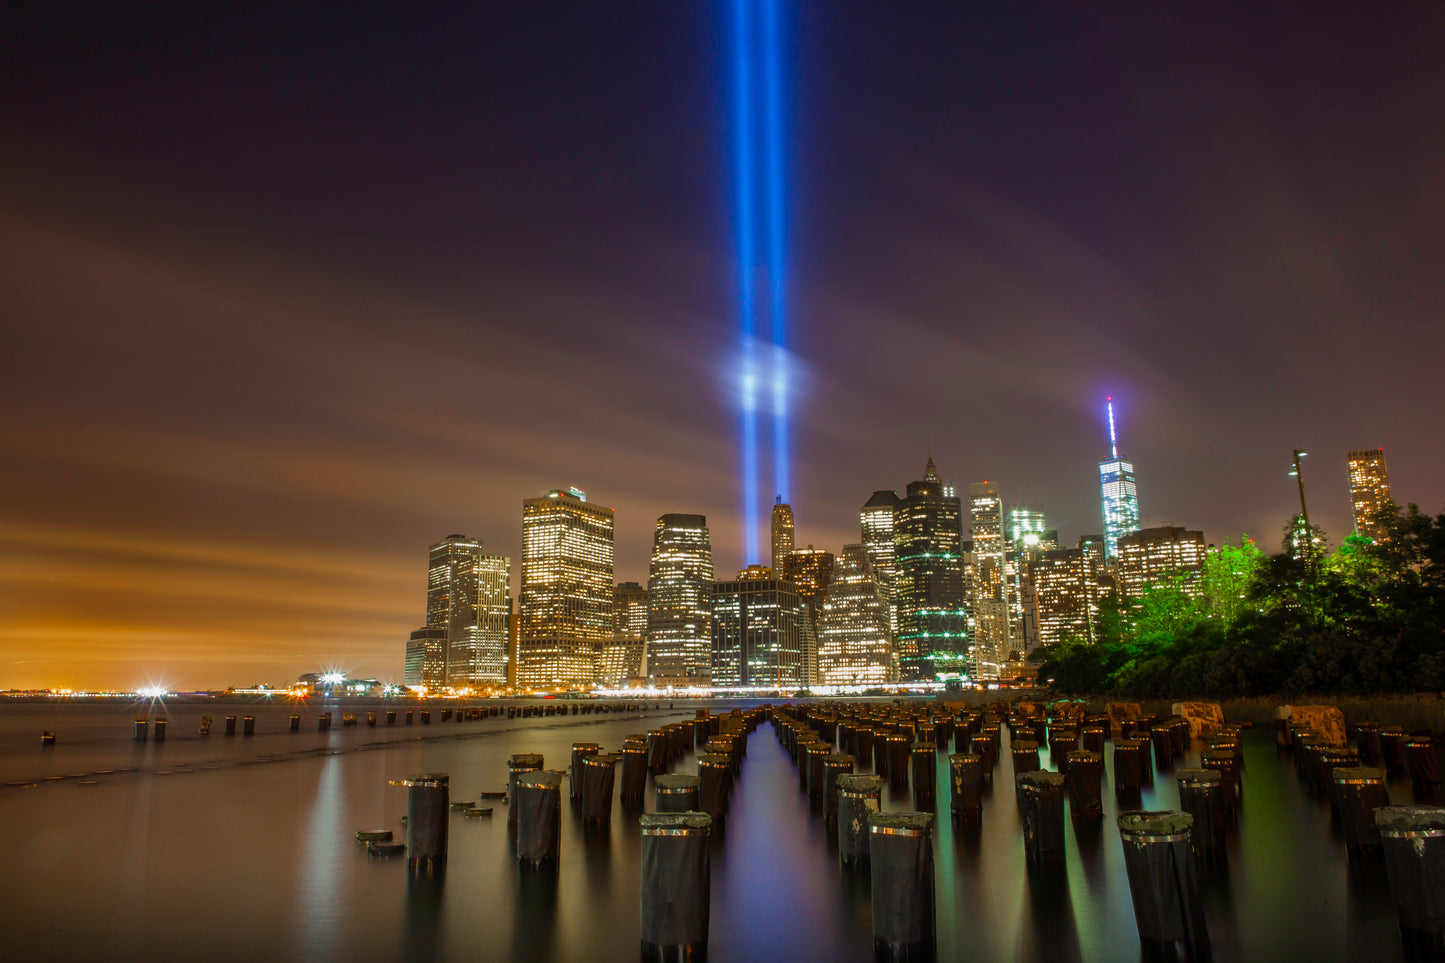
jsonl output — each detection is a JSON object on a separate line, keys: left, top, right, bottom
{"left": 0, "top": 698, "right": 1425, "bottom": 961}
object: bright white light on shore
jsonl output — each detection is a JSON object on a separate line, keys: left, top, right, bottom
{"left": 320, "top": 673, "right": 345, "bottom": 685}
{"left": 138, "top": 686, "right": 168, "bottom": 698}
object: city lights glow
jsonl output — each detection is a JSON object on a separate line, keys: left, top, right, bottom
{"left": 733, "top": 0, "right": 789, "bottom": 563}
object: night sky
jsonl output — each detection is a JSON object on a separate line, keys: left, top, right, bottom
{"left": 4, "top": 4, "right": 1443, "bottom": 689}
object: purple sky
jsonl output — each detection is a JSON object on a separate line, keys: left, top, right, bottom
{"left": 3, "top": 4, "right": 1442, "bottom": 688}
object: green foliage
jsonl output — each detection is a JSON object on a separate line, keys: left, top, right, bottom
{"left": 1036, "top": 507, "right": 1445, "bottom": 696}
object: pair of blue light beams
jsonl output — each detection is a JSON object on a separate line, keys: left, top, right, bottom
{"left": 734, "top": 0, "right": 787, "bottom": 564}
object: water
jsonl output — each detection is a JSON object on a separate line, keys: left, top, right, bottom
{"left": 0, "top": 699, "right": 1424, "bottom": 961}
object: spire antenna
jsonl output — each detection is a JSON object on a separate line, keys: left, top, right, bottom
{"left": 1106, "top": 396, "right": 1119, "bottom": 460}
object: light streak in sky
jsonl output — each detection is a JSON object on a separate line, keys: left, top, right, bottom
{"left": 763, "top": 0, "right": 788, "bottom": 507}
{"left": 734, "top": 0, "right": 788, "bottom": 564}
{"left": 734, "top": 0, "right": 760, "bottom": 564}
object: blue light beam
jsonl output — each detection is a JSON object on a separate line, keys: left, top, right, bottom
{"left": 733, "top": 0, "right": 790, "bottom": 565}
{"left": 734, "top": 0, "right": 760, "bottom": 564}
{"left": 763, "top": 0, "right": 789, "bottom": 506}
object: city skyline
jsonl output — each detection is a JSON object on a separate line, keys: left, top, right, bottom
{"left": 4, "top": 4, "right": 1445, "bottom": 689}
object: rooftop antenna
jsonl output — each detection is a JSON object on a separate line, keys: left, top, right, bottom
{"left": 1106, "top": 396, "right": 1119, "bottom": 460}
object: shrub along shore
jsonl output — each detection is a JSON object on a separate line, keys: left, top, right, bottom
{"left": 1035, "top": 504, "right": 1445, "bottom": 702}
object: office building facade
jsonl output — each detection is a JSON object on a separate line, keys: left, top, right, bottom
{"left": 419, "top": 534, "right": 510, "bottom": 687}
{"left": 600, "top": 581, "right": 648, "bottom": 687}
{"left": 782, "top": 545, "right": 835, "bottom": 686}
{"left": 1347, "top": 448, "right": 1392, "bottom": 541}
{"left": 892, "top": 457, "right": 967, "bottom": 681}
{"left": 968, "top": 482, "right": 1010, "bottom": 679}
{"left": 711, "top": 575, "right": 803, "bottom": 687}
{"left": 518, "top": 489, "right": 614, "bottom": 688}
{"left": 859, "top": 489, "right": 901, "bottom": 632}
{"left": 817, "top": 543, "right": 895, "bottom": 686}
{"left": 1117, "top": 525, "right": 1206, "bottom": 599}
{"left": 646, "top": 514, "right": 714, "bottom": 685}
{"left": 770, "top": 497, "right": 795, "bottom": 571}
{"left": 404, "top": 626, "right": 448, "bottom": 688}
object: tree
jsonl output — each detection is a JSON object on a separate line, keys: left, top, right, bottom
{"left": 1198, "top": 537, "right": 1266, "bottom": 623}
{"left": 1040, "top": 509, "right": 1445, "bottom": 697}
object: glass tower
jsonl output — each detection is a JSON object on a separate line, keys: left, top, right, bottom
{"left": 1007, "top": 507, "right": 1051, "bottom": 550}
{"left": 646, "top": 514, "right": 715, "bottom": 686}
{"left": 1099, "top": 398, "right": 1140, "bottom": 558}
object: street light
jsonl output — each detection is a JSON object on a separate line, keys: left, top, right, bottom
{"left": 1290, "top": 449, "right": 1313, "bottom": 557}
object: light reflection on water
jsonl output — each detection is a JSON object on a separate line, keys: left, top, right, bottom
{"left": 0, "top": 700, "right": 1426, "bottom": 961}
{"left": 299, "top": 754, "right": 343, "bottom": 957}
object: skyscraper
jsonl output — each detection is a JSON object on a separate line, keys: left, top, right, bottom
{"left": 1099, "top": 398, "right": 1141, "bottom": 558}
{"left": 771, "top": 497, "right": 795, "bottom": 570}
{"left": 711, "top": 573, "right": 803, "bottom": 687}
{"left": 453, "top": 554, "right": 511, "bottom": 686}
{"left": 860, "top": 490, "right": 900, "bottom": 631}
{"left": 969, "top": 482, "right": 1006, "bottom": 597}
{"left": 1117, "top": 525, "right": 1206, "bottom": 599}
{"left": 969, "top": 482, "right": 1009, "bottom": 679}
{"left": 1031, "top": 548, "right": 1091, "bottom": 648}
{"left": 817, "top": 543, "right": 895, "bottom": 686}
{"left": 518, "top": 488, "right": 614, "bottom": 688}
{"left": 1078, "top": 534, "right": 1112, "bottom": 638}
{"left": 600, "top": 582, "right": 648, "bottom": 686}
{"left": 646, "top": 513, "right": 715, "bottom": 686}
{"left": 404, "top": 626, "right": 447, "bottom": 688}
{"left": 782, "top": 545, "right": 835, "bottom": 686}
{"left": 421, "top": 534, "right": 510, "bottom": 687}
{"left": 892, "top": 457, "right": 967, "bottom": 681}
{"left": 1347, "top": 448, "right": 1392, "bottom": 540}
{"left": 1007, "top": 507, "right": 1055, "bottom": 550}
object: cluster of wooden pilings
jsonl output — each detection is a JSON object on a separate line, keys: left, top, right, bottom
{"left": 1279, "top": 706, "right": 1445, "bottom": 957}
{"left": 119, "top": 700, "right": 650, "bottom": 742}
{"left": 362, "top": 698, "right": 1445, "bottom": 960}
{"left": 373, "top": 706, "right": 768, "bottom": 961}
{"left": 770, "top": 698, "right": 1445, "bottom": 961}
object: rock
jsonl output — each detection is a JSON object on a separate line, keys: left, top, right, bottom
{"left": 1374, "top": 805, "right": 1445, "bottom": 834}
{"left": 1049, "top": 701, "right": 1087, "bottom": 724}
{"left": 1107, "top": 703, "right": 1142, "bottom": 731}
{"left": 1278, "top": 704, "right": 1347, "bottom": 747}
{"left": 1014, "top": 701, "right": 1046, "bottom": 719}
{"left": 1172, "top": 702, "right": 1226, "bottom": 739}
